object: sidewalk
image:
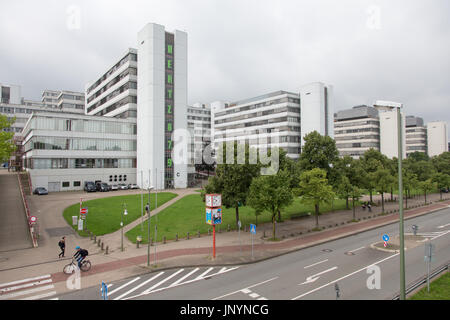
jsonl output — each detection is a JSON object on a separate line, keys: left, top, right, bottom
{"left": 1, "top": 186, "right": 449, "bottom": 296}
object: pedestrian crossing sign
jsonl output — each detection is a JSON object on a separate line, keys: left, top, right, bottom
{"left": 250, "top": 224, "right": 256, "bottom": 234}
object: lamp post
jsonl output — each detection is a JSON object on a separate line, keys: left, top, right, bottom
{"left": 121, "top": 203, "right": 128, "bottom": 252}
{"left": 397, "top": 105, "right": 406, "bottom": 300}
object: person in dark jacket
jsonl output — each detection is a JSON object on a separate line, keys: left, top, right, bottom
{"left": 73, "top": 246, "right": 88, "bottom": 268}
{"left": 58, "top": 236, "right": 66, "bottom": 258}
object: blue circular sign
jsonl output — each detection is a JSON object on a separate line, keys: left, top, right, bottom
{"left": 382, "top": 234, "right": 389, "bottom": 242}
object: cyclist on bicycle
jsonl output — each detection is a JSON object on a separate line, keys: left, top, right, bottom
{"left": 73, "top": 246, "right": 89, "bottom": 268}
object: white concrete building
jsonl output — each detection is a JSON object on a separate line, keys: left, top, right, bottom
{"left": 137, "top": 23, "right": 188, "bottom": 189}
{"left": 374, "top": 101, "right": 406, "bottom": 159}
{"left": 85, "top": 48, "right": 137, "bottom": 119}
{"left": 1, "top": 83, "right": 21, "bottom": 104}
{"left": 211, "top": 91, "right": 301, "bottom": 159}
{"left": 56, "top": 91, "right": 85, "bottom": 113}
{"left": 22, "top": 112, "right": 137, "bottom": 192}
{"left": 427, "top": 121, "right": 448, "bottom": 157}
{"left": 299, "top": 82, "right": 334, "bottom": 146}
{"left": 405, "top": 116, "right": 427, "bottom": 157}
{"left": 334, "top": 105, "right": 380, "bottom": 158}
{"left": 41, "top": 90, "right": 60, "bottom": 108}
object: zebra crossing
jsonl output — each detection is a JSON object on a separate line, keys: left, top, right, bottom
{"left": 0, "top": 274, "right": 56, "bottom": 300}
{"left": 108, "top": 266, "right": 240, "bottom": 300}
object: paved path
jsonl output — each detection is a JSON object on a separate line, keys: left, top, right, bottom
{"left": 0, "top": 171, "right": 31, "bottom": 252}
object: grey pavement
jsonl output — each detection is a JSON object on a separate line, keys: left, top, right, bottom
{"left": 0, "top": 171, "right": 449, "bottom": 299}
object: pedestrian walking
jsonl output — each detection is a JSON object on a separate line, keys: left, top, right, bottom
{"left": 58, "top": 236, "right": 66, "bottom": 258}
{"left": 362, "top": 203, "right": 366, "bottom": 210}
{"left": 145, "top": 203, "right": 149, "bottom": 215}
{"left": 367, "top": 203, "right": 372, "bottom": 212}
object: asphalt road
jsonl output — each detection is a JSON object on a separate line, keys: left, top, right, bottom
{"left": 56, "top": 207, "right": 450, "bottom": 301}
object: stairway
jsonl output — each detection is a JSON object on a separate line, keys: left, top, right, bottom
{"left": 19, "top": 172, "right": 32, "bottom": 195}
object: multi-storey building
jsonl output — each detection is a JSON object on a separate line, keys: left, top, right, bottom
{"left": 211, "top": 90, "right": 301, "bottom": 159}
{"left": 334, "top": 105, "right": 380, "bottom": 158}
{"left": 1, "top": 83, "right": 21, "bottom": 104}
{"left": 22, "top": 112, "right": 137, "bottom": 191}
{"left": 41, "top": 90, "right": 60, "bottom": 108}
{"left": 56, "top": 91, "right": 85, "bottom": 113}
{"left": 85, "top": 48, "right": 138, "bottom": 119}
{"left": 187, "top": 103, "right": 211, "bottom": 186}
{"left": 374, "top": 101, "right": 406, "bottom": 159}
{"left": 427, "top": 121, "right": 448, "bottom": 157}
{"left": 299, "top": 82, "right": 334, "bottom": 146}
{"left": 405, "top": 116, "right": 427, "bottom": 157}
{"left": 137, "top": 23, "right": 188, "bottom": 189}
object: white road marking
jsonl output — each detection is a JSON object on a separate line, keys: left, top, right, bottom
{"left": 299, "top": 266, "right": 338, "bottom": 285}
{"left": 195, "top": 267, "right": 214, "bottom": 280}
{"left": 304, "top": 259, "right": 328, "bottom": 269}
{"left": 0, "top": 274, "right": 51, "bottom": 288}
{"left": 142, "top": 269, "right": 185, "bottom": 294}
{"left": 212, "top": 277, "right": 279, "bottom": 300}
{"left": 437, "top": 223, "right": 450, "bottom": 229}
{"left": 108, "top": 277, "right": 141, "bottom": 296}
{"left": 349, "top": 246, "right": 365, "bottom": 253}
{"left": 241, "top": 289, "right": 251, "bottom": 294}
{"left": 113, "top": 272, "right": 164, "bottom": 300}
{"left": 257, "top": 297, "right": 268, "bottom": 300}
{"left": 0, "top": 279, "right": 53, "bottom": 294}
{"left": 292, "top": 254, "right": 399, "bottom": 300}
{"left": 249, "top": 293, "right": 260, "bottom": 298}
{"left": 21, "top": 291, "right": 57, "bottom": 300}
{"left": 169, "top": 268, "right": 199, "bottom": 287}
{"left": 0, "top": 284, "right": 55, "bottom": 300}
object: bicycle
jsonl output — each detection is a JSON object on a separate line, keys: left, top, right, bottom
{"left": 63, "top": 257, "right": 91, "bottom": 274}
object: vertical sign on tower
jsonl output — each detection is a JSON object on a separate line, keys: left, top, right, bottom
{"left": 205, "top": 194, "right": 222, "bottom": 259}
{"left": 165, "top": 32, "right": 175, "bottom": 189}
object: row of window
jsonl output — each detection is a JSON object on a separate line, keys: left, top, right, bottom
{"left": 25, "top": 158, "right": 136, "bottom": 169}
{"left": 215, "top": 116, "right": 300, "bottom": 130}
{"left": 94, "top": 95, "right": 137, "bottom": 117}
{"left": 29, "top": 116, "right": 137, "bottom": 135}
{"left": 214, "top": 106, "right": 300, "bottom": 125}
{"left": 334, "top": 120, "right": 379, "bottom": 128}
{"left": 335, "top": 142, "right": 380, "bottom": 149}
{"left": 26, "top": 136, "right": 137, "bottom": 152}
{"left": 87, "top": 67, "right": 137, "bottom": 104}
{"left": 334, "top": 134, "right": 379, "bottom": 141}
{"left": 87, "top": 81, "right": 137, "bottom": 113}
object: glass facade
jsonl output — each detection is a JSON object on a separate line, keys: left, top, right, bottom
{"left": 26, "top": 157, "right": 136, "bottom": 169}
{"left": 25, "top": 136, "right": 136, "bottom": 152}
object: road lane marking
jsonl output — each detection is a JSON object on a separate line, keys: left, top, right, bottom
{"left": 113, "top": 272, "right": 164, "bottom": 300}
{"left": 0, "top": 284, "right": 55, "bottom": 300}
{"left": 169, "top": 268, "right": 199, "bottom": 287}
{"left": 21, "top": 291, "right": 57, "bottom": 300}
{"left": 304, "top": 259, "right": 328, "bottom": 269}
{"left": 348, "top": 246, "right": 365, "bottom": 253}
{"left": 437, "top": 223, "right": 450, "bottom": 229}
{"left": 195, "top": 267, "right": 214, "bottom": 280}
{"left": 142, "top": 269, "right": 185, "bottom": 294}
{"left": 0, "top": 274, "right": 51, "bottom": 288}
{"left": 0, "top": 279, "right": 53, "bottom": 294}
{"left": 108, "top": 277, "right": 141, "bottom": 296}
{"left": 292, "top": 254, "right": 399, "bottom": 300}
{"left": 212, "top": 277, "right": 279, "bottom": 300}
{"left": 299, "top": 266, "right": 338, "bottom": 285}
{"left": 249, "top": 293, "right": 260, "bottom": 298}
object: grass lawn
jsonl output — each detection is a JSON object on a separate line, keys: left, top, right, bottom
{"left": 62, "top": 192, "right": 178, "bottom": 236}
{"left": 408, "top": 272, "right": 450, "bottom": 300}
{"left": 125, "top": 194, "right": 353, "bottom": 243}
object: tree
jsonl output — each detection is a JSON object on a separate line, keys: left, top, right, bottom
{"left": 247, "top": 170, "right": 294, "bottom": 239}
{"left": 402, "top": 170, "right": 418, "bottom": 208}
{"left": 419, "top": 179, "right": 436, "bottom": 204}
{"left": 373, "top": 167, "right": 395, "bottom": 213}
{"left": 297, "top": 168, "right": 335, "bottom": 229}
{"left": 201, "top": 142, "right": 260, "bottom": 228}
{"left": 431, "top": 152, "right": 450, "bottom": 177}
{"left": 299, "top": 131, "right": 339, "bottom": 185}
{"left": 0, "top": 115, "right": 16, "bottom": 164}
{"left": 350, "top": 185, "right": 363, "bottom": 221}
{"left": 360, "top": 149, "right": 389, "bottom": 203}
{"left": 432, "top": 172, "right": 450, "bottom": 201}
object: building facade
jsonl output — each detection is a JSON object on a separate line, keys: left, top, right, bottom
{"left": 334, "top": 105, "right": 380, "bottom": 158}
{"left": 299, "top": 82, "right": 334, "bottom": 146}
{"left": 427, "top": 121, "right": 448, "bottom": 157}
{"left": 405, "top": 116, "right": 427, "bottom": 157}
{"left": 211, "top": 91, "right": 301, "bottom": 159}
{"left": 137, "top": 23, "right": 188, "bottom": 189}
{"left": 22, "top": 112, "right": 137, "bottom": 191}
{"left": 374, "top": 101, "right": 406, "bottom": 159}
{"left": 85, "top": 48, "right": 138, "bottom": 119}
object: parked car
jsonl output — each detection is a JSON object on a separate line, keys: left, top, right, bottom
{"left": 33, "top": 187, "right": 48, "bottom": 195}
{"left": 118, "top": 183, "right": 128, "bottom": 190}
{"left": 96, "top": 182, "right": 109, "bottom": 192}
{"left": 84, "top": 181, "right": 96, "bottom": 192}
{"left": 127, "top": 183, "right": 138, "bottom": 189}
{"left": 111, "top": 184, "right": 119, "bottom": 191}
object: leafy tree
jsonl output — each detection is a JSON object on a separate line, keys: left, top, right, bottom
{"left": 402, "top": 170, "right": 418, "bottom": 208}
{"left": 297, "top": 168, "right": 335, "bottom": 229}
{"left": 247, "top": 170, "right": 293, "bottom": 239}
{"left": 431, "top": 152, "right": 450, "bottom": 176}
{"left": 0, "top": 115, "right": 16, "bottom": 163}
{"left": 349, "top": 185, "right": 363, "bottom": 221}
{"left": 360, "top": 149, "right": 389, "bottom": 203}
{"left": 419, "top": 179, "right": 436, "bottom": 204}
{"left": 432, "top": 172, "right": 450, "bottom": 201}
{"left": 201, "top": 141, "right": 260, "bottom": 228}
{"left": 373, "top": 167, "right": 395, "bottom": 213}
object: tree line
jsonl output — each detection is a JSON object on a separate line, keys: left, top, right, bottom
{"left": 201, "top": 131, "right": 450, "bottom": 239}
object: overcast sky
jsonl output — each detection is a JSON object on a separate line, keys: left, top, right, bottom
{"left": 1, "top": 0, "right": 449, "bottom": 133}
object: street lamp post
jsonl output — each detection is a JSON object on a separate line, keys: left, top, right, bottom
{"left": 397, "top": 105, "right": 406, "bottom": 300}
{"left": 121, "top": 203, "right": 128, "bottom": 252}
{"left": 147, "top": 184, "right": 154, "bottom": 267}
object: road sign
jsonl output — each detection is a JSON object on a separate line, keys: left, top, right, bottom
{"left": 80, "top": 208, "right": 88, "bottom": 215}
{"left": 29, "top": 216, "right": 37, "bottom": 224}
{"left": 382, "top": 234, "right": 389, "bottom": 242}
{"left": 100, "top": 281, "right": 108, "bottom": 300}
{"left": 250, "top": 224, "right": 256, "bottom": 234}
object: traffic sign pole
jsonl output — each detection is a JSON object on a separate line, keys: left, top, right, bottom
{"left": 213, "top": 225, "right": 216, "bottom": 259}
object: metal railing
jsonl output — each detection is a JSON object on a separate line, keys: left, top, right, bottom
{"left": 17, "top": 173, "right": 38, "bottom": 248}
{"left": 392, "top": 260, "right": 450, "bottom": 300}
